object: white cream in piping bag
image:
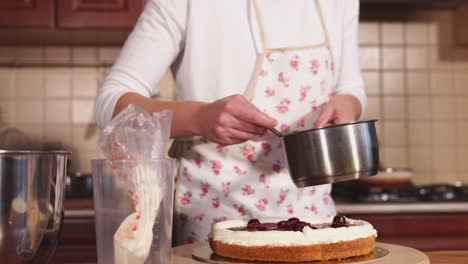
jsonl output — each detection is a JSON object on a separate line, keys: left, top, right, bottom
{"left": 211, "top": 217, "right": 377, "bottom": 246}
{"left": 114, "top": 165, "right": 162, "bottom": 264}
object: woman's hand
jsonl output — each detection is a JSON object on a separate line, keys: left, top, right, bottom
{"left": 195, "top": 94, "right": 277, "bottom": 145}
{"left": 314, "top": 95, "right": 362, "bottom": 128}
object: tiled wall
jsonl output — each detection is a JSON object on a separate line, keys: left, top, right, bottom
{"left": 0, "top": 12, "right": 467, "bottom": 184}
{"left": 359, "top": 13, "right": 468, "bottom": 184}
{"left": 0, "top": 47, "right": 176, "bottom": 173}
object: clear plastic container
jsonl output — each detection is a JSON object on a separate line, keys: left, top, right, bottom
{"left": 91, "top": 159, "right": 175, "bottom": 264}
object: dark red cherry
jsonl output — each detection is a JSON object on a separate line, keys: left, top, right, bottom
{"left": 256, "top": 225, "right": 268, "bottom": 231}
{"left": 248, "top": 219, "right": 260, "bottom": 226}
{"left": 288, "top": 217, "right": 300, "bottom": 223}
{"left": 277, "top": 220, "right": 290, "bottom": 230}
{"left": 332, "top": 215, "right": 346, "bottom": 224}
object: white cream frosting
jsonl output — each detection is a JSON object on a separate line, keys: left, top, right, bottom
{"left": 210, "top": 217, "right": 377, "bottom": 246}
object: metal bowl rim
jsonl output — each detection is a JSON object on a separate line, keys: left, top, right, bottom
{"left": 284, "top": 119, "right": 378, "bottom": 137}
{"left": 0, "top": 150, "right": 72, "bottom": 155}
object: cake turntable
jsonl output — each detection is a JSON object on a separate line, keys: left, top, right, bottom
{"left": 191, "top": 242, "right": 430, "bottom": 264}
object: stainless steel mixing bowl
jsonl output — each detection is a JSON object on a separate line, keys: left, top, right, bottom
{"left": 278, "top": 120, "right": 379, "bottom": 187}
{"left": 0, "top": 150, "right": 70, "bottom": 263}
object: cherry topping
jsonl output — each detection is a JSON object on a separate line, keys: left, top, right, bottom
{"left": 291, "top": 221, "right": 308, "bottom": 231}
{"left": 331, "top": 215, "right": 348, "bottom": 228}
{"left": 256, "top": 225, "right": 268, "bottom": 231}
{"left": 277, "top": 220, "right": 290, "bottom": 230}
{"left": 307, "top": 223, "right": 318, "bottom": 229}
{"left": 248, "top": 219, "right": 260, "bottom": 226}
{"left": 288, "top": 217, "right": 300, "bottom": 224}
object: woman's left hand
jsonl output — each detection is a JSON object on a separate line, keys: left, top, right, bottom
{"left": 313, "top": 94, "right": 362, "bottom": 128}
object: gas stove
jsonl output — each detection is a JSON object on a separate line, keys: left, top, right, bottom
{"left": 332, "top": 183, "right": 468, "bottom": 203}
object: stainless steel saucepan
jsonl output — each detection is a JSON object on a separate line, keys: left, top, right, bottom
{"left": 270, "top": 120, "right": 379, "bottom": 187}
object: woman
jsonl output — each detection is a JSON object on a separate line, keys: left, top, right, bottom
{"left": 95, "top": 0, "right": 366, "bottom": 245}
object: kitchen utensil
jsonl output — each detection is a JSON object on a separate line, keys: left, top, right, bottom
{"left": 270, "top": 120, "right": 379, "bottom": 187}
{"left": 91, "top": 159, "right": 175, "bottom": 264}
{"left": 0, "top": 150, "right": 70, "bottom": 263}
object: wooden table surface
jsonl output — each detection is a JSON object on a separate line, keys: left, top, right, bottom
{"left": 172, "top": 243, "right": 468, "bottom": 264}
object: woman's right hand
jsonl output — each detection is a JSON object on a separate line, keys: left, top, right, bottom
{"left": 195, "top": 94, "right": 277, "bottom": 145}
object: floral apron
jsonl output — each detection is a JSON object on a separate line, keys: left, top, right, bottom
{"left": 173, "top": 0, "right": 336, "bottom": 245}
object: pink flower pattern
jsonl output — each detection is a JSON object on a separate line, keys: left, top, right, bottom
{"left": 265, "top": 87, "right": 276, "bottom": 97}
{"left": 200, "top": 182, "right": 210, "bottom": 197}
{"left": 255, "top": 198, "right": 269, "bottom": 211}
{"left": 211, "top": 160, "right": 222, "bottom": 175}
{"left": 299, "top": 85, "right": 311, "bottom": 102}
{"left": 176, "top": 33, "right": 336, "bottom": 244}
{"left": 241, "top": 184, "right": 255, "bottom": 195}
{"left": 276, "top": 98, "right": 291, "bottom": 114}
{"left": 233, "top": 165, "right": 246, "bottom": 175}
{"left": 259, "top": 174, "right": 270, "bottom": 189}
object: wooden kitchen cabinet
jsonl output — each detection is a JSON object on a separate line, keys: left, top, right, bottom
{"left": 0, "top": 0, "right": 54, "bottom": 27}
{"left": 57, "top": 0, "right": 145, "bottom": 29}
{"left": 348, "top": 214, "right": 468, "bottom": 251}
{"left": 0, "top": 0, "right": 144, "bottom": 29}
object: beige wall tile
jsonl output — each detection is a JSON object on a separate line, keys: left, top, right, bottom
{"left": 408, "top": 121, "right": 431, "bottom": 145}
{"left": 406, "top": 47, "right": 428, "bottom": 70}
{"left": 72, "top": 99, "right": 95, "bottom": 124}
{"left": 405, "top": 23, "right": 428, "bottom": 45}
{"left": 433, "top": 172, "right": 460, "bottom": 184}
{"left": 45, "top": 68, "right": 71, "bottom": 98}
{"left": 44, "top": 124, "right": 72, "bottom": 146}
{"left": 70, "top": 149, "right": 101, "bottom": 174}
{"left": 407, "top": 72, "right": 429, "bottom": 95}
{"left": 433, "top": 146, "right": 456, "bottom": 172}
{"left": 409, "top": 146, "right": 432, "bottom": 171}
{"left": 359, "top": 22, "right": 380, "bottom": 45}
{"left": 430, "top": 71, "right": 454, "bottom": 95}
{"left": 454, "top": 70, "right": 468, "bottom": 95}
{"left": 360, "top": 47, "right": 380, "bottom": 70}
{"left": 411, "top": 171, "right": 434, "bottom": 185}
{"left": 429, "top": 47, "right": 454, "bottom": 70}
{"left": 72, "top": 68, "right": 98, "bottom": 97}
{"left": 72, "top": 124, "right": 100, "bottom": 150}
{"left": 0, "top": 68, "right": 15, "bottom": 97}
{"left": 98, "top": 47, "right": 120, "bottom": 64}
{"left": 17, "top": 68, "right": 44, "bottom": 97}
{"left": 44, "top": 47, "right": 71, "bottom": 64}
{"left": 362, "top": 71, "right": 380, "bottom": 95}
{"left": 17, "top": 99, "right": 43, "bottom": 124}
{"left": 456, "top": 147, "right": 468, "bottom": 175}
{"left": 0, "top": 100, "right": 16, "bottom": 125}
{"left": 381, "top": 23, "right": 404, "bottom": 44}
{"left": 15, "top": 124, "right": 43, "bottom": 142}
{"left": 432, "top": 122, "right": 456, "bottom": 145}
{"left": 382, "top": 146, "right": 408, "bottom": 168}
{"left": 0, "top": 47, "right": 16, "bottom": 64}
{"left": 45, "top": 100, "right": 71, "bottom": 123}
{"left": 382, "top": 72, "right": 405, "bottom": 95}
{"left": 383, "top": 96, "right": 405, "bottom": 120}
{"left": 456, "top": 122, "right": 468, "bottom": 145}
{"left": 408, "top": 96, "right": 431, "bottom": 120}
{"left": 428, "top": 23, "right": 438, "bottom": 46}
{"left": 432, "top": 97, "right": 455, "bottom": 121}
{"left": 382, "top": 47, "right": 404, "bottom": 70}
{"left": 72, "top": 47, "right": 97, "bottom": 64}
{"left": 17, "top": 47, "right": 43, "bottom": 64}
{"left": 456, "top": 97, "right": 468, "bottom": 121}
{"left": 383, "top": 121, "right": 406, "bottom": 145}
{"left": 362, "top": 97, "right": 380, "bottom": 120}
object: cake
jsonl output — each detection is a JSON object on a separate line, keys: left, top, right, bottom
{"left": 209, "top": 216, "right": 377, "bottom": 262}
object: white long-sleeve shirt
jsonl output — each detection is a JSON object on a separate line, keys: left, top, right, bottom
{"left": 95, "top": 0, "right": 366, "bottom": 128}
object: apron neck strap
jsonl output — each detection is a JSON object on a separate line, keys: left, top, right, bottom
{"left": 252, "top": 0, "right": 332, "bottom": 52}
